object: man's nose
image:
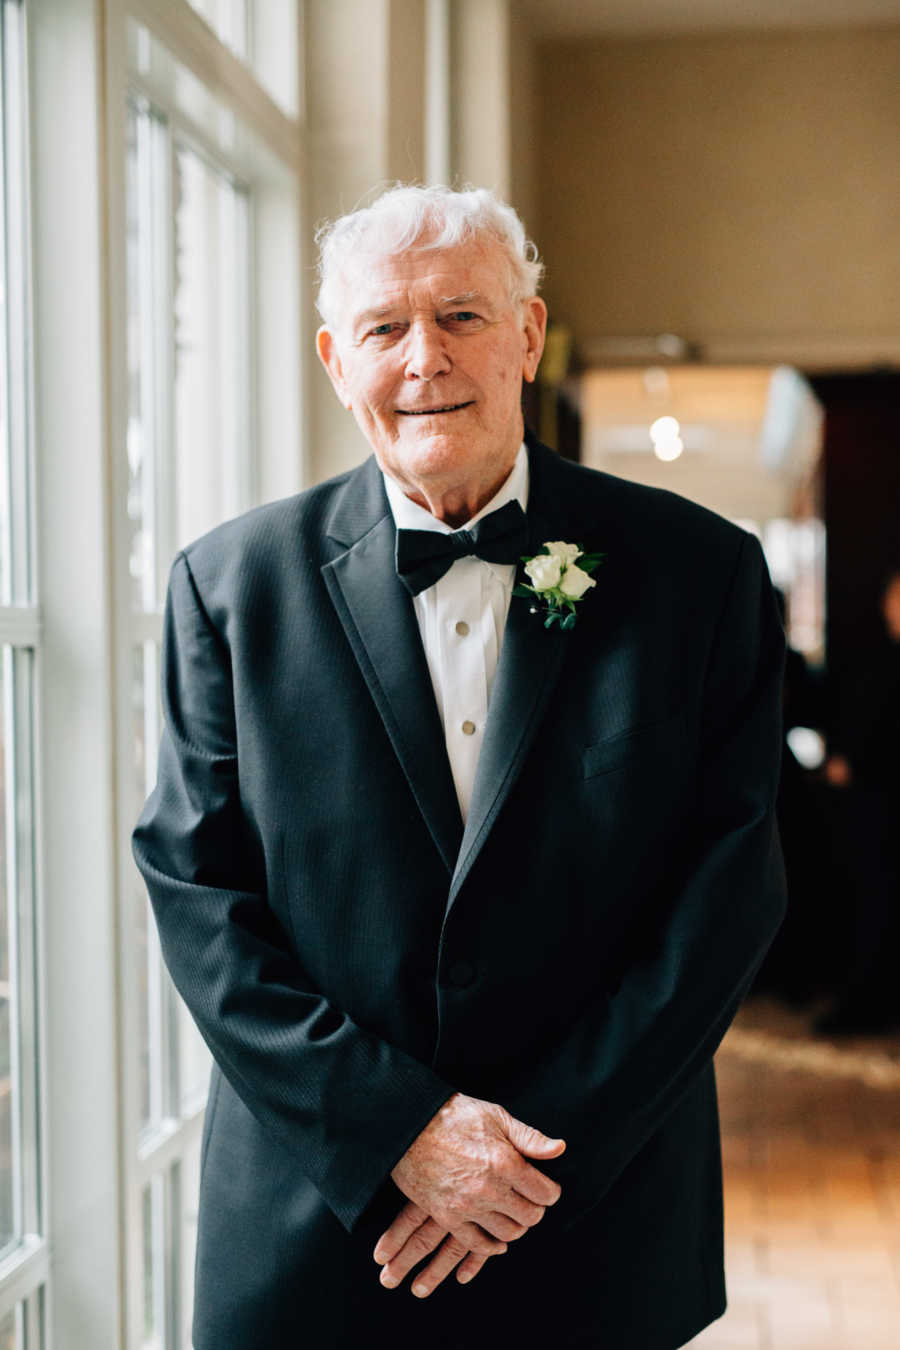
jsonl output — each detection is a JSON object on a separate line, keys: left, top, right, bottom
{"left": 404, "top": 321, "right": 452, "bottom": 381}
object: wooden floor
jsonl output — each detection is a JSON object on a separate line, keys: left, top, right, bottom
{"left": 688, "top": 999, "right": 900, "bottom": 1349}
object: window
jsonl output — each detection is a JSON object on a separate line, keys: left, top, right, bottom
{"left": 185, "top": 0, "right": 248, "bottom": 60}
{"left": 124, "top": 86, "right": 252, "bottom": 1348}
{"left": 185, "top": 0, "right": 299, "bottom": 116}
{"left": 112, "top": 6, "right": 302, "bottom": 1346}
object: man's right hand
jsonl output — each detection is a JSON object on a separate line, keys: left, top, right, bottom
{"left": 373, "top": 1092, "right": 565, "bottom": 1296}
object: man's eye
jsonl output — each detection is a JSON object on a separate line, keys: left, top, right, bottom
{"left": 450, "top": 311, "right": 478, "bottom": 322}
{"left": 370, "top": 323, "right": 394, "bottom": 336}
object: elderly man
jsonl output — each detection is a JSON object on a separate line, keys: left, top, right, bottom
{"left": 133, "top": 185, "right": 787, "bottom": 1349}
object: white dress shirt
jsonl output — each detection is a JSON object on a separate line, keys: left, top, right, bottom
{"left": 382, "top": 443, "right": 529, "bottom": 824}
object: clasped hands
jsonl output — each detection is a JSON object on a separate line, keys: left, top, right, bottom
{"left": 373, "top": 1091, "right": 566, "bottom": 1299}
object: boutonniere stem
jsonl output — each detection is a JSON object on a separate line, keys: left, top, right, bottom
{"left": 513, "top": 541, "right": 606, "bottom": 630}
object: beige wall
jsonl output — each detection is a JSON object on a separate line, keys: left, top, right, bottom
{"left": 305, "top": 0, "right": 527, "bottom": 484}
{"left": 535, "top": 27, "right": 900, "bottom": 355}
{"left": 305, "top": 0, "right": 429, "bottom": 483}
{"left": 451, "top": 0, "right": 511, "bottom": 197}
{"left": 509, "top": 8, "right": 538, "bottom": 241}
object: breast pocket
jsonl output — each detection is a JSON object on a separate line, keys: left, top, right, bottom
{"left": 582, "top": 709, "right": 687, "bottom": 779}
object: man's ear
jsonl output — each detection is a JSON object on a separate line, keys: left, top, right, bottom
{"left": 521, "top": 297, "right": 548, "bottom": 384}
{"left": 316, "top": 326, "right": 352, "bottom": 408}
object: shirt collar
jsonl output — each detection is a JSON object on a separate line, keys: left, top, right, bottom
{"left": 382, "top": 442, "right": 529, "bottom": 537}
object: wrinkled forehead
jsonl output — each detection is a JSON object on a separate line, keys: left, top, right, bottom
{"left": 328, "top": 233, "right": 517, "bottom": 326}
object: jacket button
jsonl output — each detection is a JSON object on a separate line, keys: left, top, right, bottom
{"left": 447, "top": 960, "right": 476, "bottom": 988}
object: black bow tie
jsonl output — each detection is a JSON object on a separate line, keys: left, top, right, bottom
{"left": 395, "top": 499, "right": 530, "bottom": 596}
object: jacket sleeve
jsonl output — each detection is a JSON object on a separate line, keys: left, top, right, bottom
{"left": 500, "top": 530, "right": 787, "bottom": 1229}
{"left": 131, "top": 550, "right": 454, "bottom": 1234}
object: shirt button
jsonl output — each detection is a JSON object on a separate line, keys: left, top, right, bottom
{"left": 455, "top": 620, "right": 470, "bottom": 636}
{"left": 447, "top": 961, "right": 476, "bottom": 988}
{"left": 461, "top": 720, "right": 476, "bottom": 736}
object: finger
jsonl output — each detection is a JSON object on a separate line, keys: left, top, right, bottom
{"left": 504, "top": 1191, "right": 547, "bottom": 1228}
{"left": 373, "top": 1200, "right": 429, "bottom": 1265}
{"left": 501, "top": 1108, "right": 566, "bottom": 1160}
{"left": 379, "top": 1216, "right": 447, "bottom": 1289}
{"left": 408, "top": 1233, "right": 470, "bottom": 1299}
{"left": 456, "top": 1251, "right": 490, "bottom": 1285}
{"left": 508, "top": 1154, "right": 564, "bottom": 1208}
{"left": 476, "top": 1210, "right": 529, "bottom": 1243}
{"left": 410, "top": 1236, "right": 508, "bottom": 1298}
{"left": 450, "top": 1221, "right": 509, "bottom": 1258}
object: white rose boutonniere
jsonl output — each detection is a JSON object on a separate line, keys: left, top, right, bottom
{"left": 514, "top": 541, "right": 606, "bottom": 630}
{"left": 544, "top": 541, "right": 582, "bottom": 565}
{"left": 523, "top": 553, "right": 562, "bottom": 591}
{"left": 559, "top": 563, "right": 595, "bottom": 599}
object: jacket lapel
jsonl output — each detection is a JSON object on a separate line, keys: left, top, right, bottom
{"left": 321, "top": 457, "right": 463, "bottom": 874}
{"left": 447, "top": 437, "right": 576, "bottom": 908}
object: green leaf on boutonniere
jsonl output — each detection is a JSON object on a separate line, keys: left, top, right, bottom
{"left": 578, "top": 551, "right": 607, "bottom": 574}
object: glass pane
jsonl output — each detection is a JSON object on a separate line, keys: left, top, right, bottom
{"left": 0, "top": 1308, "right": 15, "bottom": 1350}
{"left": 0, "top": 655, "right": 39, "bottom": 1273}
{"left": 178, "top": 999, "right": 210, "bottom": 1115}
{"left": 134, "top": 643, "right": 163, "bottom": 1132}
{"left": 125, "top": 101, "right": 167, "bottom": 614}
{"left": 142, "top": 1176, "right": 166, "bottom": 1350}
{"left": 173, "top": 142, "right": 250, "bottom": 552}
{"left": 136, "top": 882, "right": 154, "bottom": 1132}
{"left": 186, "top": 0, "right": 248, "bottom": 60}
{"left": 21, "top": 1287, "right": 42, "bottom": 1350}
{"left": 126, "top": 103, "right": 252, "bottom": 611}
{"left": 178, "top": 1135, "right": 202, "bottom": 1350}
{"left": 181, "top": 1, "right": 298, "bottom": 116}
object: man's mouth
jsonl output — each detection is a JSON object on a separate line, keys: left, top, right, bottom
{"left": 396, "top": 401, "right": 474, "bottom": 416}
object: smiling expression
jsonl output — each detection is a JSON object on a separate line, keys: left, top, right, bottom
{"left": 316, "top": 236, "right": 547, "bottom": 521}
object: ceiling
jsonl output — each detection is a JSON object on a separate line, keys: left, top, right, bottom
{"left": 518, "top": 0, "right": 900, "bottom": 39}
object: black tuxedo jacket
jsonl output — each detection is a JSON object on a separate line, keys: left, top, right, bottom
{"left": 132, "top": 433, "right": 787, "bottom": 1349}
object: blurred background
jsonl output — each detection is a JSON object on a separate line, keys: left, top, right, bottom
{"left": 0, "top": 0, "right": 897, "bottom": 1346}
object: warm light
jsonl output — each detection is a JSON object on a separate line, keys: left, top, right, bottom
{"left": 786, "top": 727, "right": 826, "bottom": 770}
{"left": 642, "top": 367, "right": 670, "bottom": 398}
{"left": 650, "top": 416, "right": 680, "bottom": 440}
{"left": 650, "top": 415, "right": 683, "bottom": 461}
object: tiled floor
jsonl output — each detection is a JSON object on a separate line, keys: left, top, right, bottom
{"left": 688, "top": 998, "right": 900, "bottom": 1350}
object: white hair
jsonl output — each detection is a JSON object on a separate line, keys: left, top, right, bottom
{"left": 315, "top": 183, "right": 544, "bottom": 328}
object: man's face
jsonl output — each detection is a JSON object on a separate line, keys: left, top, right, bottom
{"left": 316, "top": 236, "right": 546, "bottom": 508}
